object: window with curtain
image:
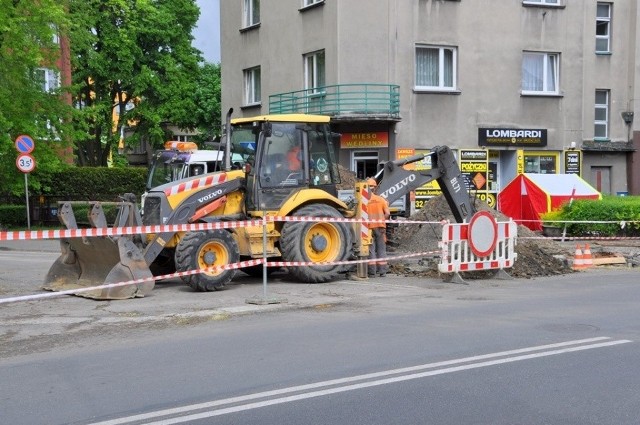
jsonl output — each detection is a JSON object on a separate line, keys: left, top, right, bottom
{"left": 415, "top": 45, "right": 457, "bottom": 91}
{"left": 596, "top": 3, "right": 611, "bottom": 53}
{"left": 521, "top": 52, "right": 559, "bottom": 94}
{"left": 594, "top": 89, "right": 609, "bottom": 139}
{"left": 243, "top": 66, "right": 261, "bottom": 105}
{"left": 304, "top": 50, "right": 325, "bottom": 92}
{"left": 243, "top": 0, "right": 260, "bottom": 28}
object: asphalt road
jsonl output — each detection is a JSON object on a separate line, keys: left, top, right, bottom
{"left": 1, "top": 240, "right": 640, "bottom": 424}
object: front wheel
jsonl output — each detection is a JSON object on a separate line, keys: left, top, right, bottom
{"left": 279, "top": 204, "right": 353, "bottom": 283}
{"left": 175, "top": 230, "right": 240, "bottom": 291}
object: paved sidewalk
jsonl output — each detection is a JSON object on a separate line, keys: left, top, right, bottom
{"left": 0, "top": 238, "right": 60, "bottom": 252}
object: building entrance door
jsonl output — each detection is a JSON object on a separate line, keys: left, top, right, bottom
{"left": 352, "top": 151, "right": 379, "bottom": 180}
{"left": 590, "top": 166, "right": 611, "bottom": 194}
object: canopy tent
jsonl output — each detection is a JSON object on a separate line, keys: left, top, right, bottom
{"left": 498, "top": 173, "right": 601, "bottom": 230}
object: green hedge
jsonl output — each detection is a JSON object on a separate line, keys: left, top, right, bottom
{"left": 554, "top": 196, "right": 640, "bottom": 237}
{"left": 40, "top": 167, "right": 148, "bottom": 200}
{"left": 0, "top": 205, "right": 29, "bottom": 229}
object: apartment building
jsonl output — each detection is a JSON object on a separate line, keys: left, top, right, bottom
{"left": 221, "top": 0, "right": 640, "bottom": 204}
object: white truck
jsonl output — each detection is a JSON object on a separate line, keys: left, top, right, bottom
{"left": 145, "top": 141, "right": 225, "bottom": 189}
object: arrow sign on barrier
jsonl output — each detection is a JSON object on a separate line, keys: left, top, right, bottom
{"left": 15, "top": 134, "right": 35, "bottom": 154}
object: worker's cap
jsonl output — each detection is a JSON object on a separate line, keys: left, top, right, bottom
{"left": 367, "top": 178, "right": 377, "bottom": 187}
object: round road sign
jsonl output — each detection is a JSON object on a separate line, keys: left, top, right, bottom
{"left": 16, "top": 153, "right": 36, "bottom": 173}
{"left": 15, "top": 134, "right": 35, "bottom": 154}
{"left": 468, "top": 211, "right": 498, "bottom": 257}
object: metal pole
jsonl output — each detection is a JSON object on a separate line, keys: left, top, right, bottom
{"left": 262, "top": 208, "right": 268, "bottom": 298}
{"left": 24, "top": 173, "right": 31, "bottom": 230}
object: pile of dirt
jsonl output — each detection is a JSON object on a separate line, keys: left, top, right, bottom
{"left": 388, "top": 195, "right": 574, "bottom": 279}
{"left": 336, "top": 164, "right": 358, "bottom": 190}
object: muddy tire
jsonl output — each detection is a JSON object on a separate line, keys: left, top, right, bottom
{"left": 279, "top": 204, "right": 352, "bottom": 283}
{"left": 175, "top": 230, "right": 239, "bottom": 291}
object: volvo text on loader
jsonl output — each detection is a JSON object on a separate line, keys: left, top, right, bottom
{"left": 44, "top": 110, "right": 476, "bottom": 299}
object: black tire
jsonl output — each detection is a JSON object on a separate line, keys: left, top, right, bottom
{"left": 279, "top": 204, "right": 353, "bottom": 283}
{"left": 175, "top": 230, "right": 239, "bottom": 291}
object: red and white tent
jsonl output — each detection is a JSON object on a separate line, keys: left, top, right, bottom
{"left": 498, "top": 173, "right": 601, "bottom": 230}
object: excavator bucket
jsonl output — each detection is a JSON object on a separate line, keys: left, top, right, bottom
{"left": 43, "top": 200, "right": 155, "bottom": 300}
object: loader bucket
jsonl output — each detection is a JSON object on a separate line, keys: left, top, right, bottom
{"left": 44, "top": 236, "right": 154, "bottom": 300}
{"left": 43, "top": 200, "right": 155, "bottom": 300}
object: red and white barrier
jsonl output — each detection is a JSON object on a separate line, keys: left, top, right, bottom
{"left": 438, "top": 211, "right": 518, "bottom": 276}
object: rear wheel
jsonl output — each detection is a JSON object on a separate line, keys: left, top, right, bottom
{"left": 279, "top": 204, "right": 352, "bottom": 283}
{"left": 175, "top": 230, "right": 239, "bottom": 291}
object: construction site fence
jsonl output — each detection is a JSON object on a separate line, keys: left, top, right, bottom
{"left": 1, "top": 216, "right": 640, "bottom": 305}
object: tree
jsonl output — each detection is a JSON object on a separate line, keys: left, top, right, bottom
{"left": 193, "top": 62, "right": 221, "bottom": 143}
{"left": 0, "top": 0, "right": 71, "bottom": 198}
{"left": 68, "top": 0, "right": 202, "bottom": 166}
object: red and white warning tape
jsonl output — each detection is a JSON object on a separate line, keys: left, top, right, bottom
{"left": 520, "top": 235, "right": 640, "bottom": 241}
{"left": 0, "top": 217, "right": 447, "bottom": 241}
{"left": 0, "top": 220, "right": 266, "bottom": 241}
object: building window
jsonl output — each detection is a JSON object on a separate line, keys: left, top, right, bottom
{"left": 304, "top": 50, "right": 325, "bottom": 92}
{"left": 415, "top": 45, "right": 457, "bottom": 91}
{"left": 243, "top": 66, "right": 261, "bottom": 106}
{"left": 302, "top": 0, "right": 323, "bottom": 7}
{"left": 243, "top": 0, "right": 260, "bottom": 28}
{"left": 35, "top": 68, "right": 60, "bottom": 92}
{"left": 596, "top": 3, "right": 611, "bottom": 53}
{"left": 524, "top": 153, "right": 558, "bottom": 174}
{"left": 521, "top": 52, "right": 559, "bottom": 95}
{"left": 522, "top": 0, "right": 560, "bottom": 5}
{"left": 594, "top": 89, "right": 609, "bottom": 140}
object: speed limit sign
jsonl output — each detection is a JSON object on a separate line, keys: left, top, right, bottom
{"left": 16, "top": 153, "right": 36, "bottom": 173}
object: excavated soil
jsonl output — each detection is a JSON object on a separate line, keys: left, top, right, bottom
{"left": 387, "top": 195, "right": 576, "bottom": 279}
{"left": 336, "top": 168, "right": 637, "bottom": 280}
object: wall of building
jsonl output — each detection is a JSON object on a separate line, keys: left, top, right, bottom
{"left": 221, "top": 0, "right": 639, "bottom": 195}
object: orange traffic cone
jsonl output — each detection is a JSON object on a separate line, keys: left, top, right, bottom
{"left": 572, "top": 244, "right": 585, "bottom": 270}
{"left": 583, "top": 243, "right": 594, "bottom": 268}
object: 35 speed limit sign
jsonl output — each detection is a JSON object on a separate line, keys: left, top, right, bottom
{"left": 16, "top": 153, "right": 36, "bottom": 173}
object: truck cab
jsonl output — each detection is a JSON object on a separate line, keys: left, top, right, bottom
{"left": 146, "top": 141, "right": 225, "bottom": 191}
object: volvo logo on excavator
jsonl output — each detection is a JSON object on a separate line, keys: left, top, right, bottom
{"left": 198, "top": 189, "right": 223, "bottom": 203}
{"left": 380, "top": 174, "right": 416, "bottom": 199}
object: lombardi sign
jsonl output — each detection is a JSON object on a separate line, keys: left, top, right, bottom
{"left": 478, "top": 128, "right": 547, "bottom": 147}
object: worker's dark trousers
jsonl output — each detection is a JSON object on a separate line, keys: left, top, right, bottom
{"left": 368, "top": 228, "right": 388, "bottom": 276}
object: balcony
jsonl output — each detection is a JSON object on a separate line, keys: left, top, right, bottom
{"left": 269, "top": 84, "right": 400, "bottom": 121}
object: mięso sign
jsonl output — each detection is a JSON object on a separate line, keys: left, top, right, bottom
{"left": 478, "top": 128, "right": 547, "bottom": 147}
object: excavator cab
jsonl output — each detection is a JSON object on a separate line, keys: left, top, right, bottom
{"left": 230, "top": 115, "right": 341, "bottom": 212}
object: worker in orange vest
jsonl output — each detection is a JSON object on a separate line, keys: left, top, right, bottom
{"left": 367, "top": 178, "right": 390, "bottom": 277}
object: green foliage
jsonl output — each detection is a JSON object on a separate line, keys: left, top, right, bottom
{"left": 551, "top": 196, "right": 640, "bottom": 237}
{"left": 0, "top": 205, "right": 28, "bottom": 229}
{"left": 193, "top": 62, "right": 222, "bottom": 143}
{"left": 539, "top": 209, "right": 564, "bottom": 225}
{"left": 68, "top": 0, "right": 203, "bottom": 166}
{"left": 0, "top": 0, "right": 73, "bottom": 196}
{"left": 39, "top": 166, "right": 148, "bottom": 199}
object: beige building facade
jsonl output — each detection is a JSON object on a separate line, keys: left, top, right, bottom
{"left": 221, "top": 0, "right": 640, "bottom": 202}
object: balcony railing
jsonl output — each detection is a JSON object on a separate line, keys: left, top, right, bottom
{"left": 269, "top": 84, "right": 400, "bottom": 119}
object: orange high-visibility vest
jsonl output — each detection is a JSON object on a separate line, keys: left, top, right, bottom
{"left": 368, "top": 194, "right": 389, "bottom": 229}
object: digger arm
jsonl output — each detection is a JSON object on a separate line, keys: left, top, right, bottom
{"left": 374, "top": 145, "right": 475, "bottom": 223}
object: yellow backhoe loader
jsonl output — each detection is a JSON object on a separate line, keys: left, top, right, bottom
{"left": 44, "top": 110, "right": 476, "bottom": 299}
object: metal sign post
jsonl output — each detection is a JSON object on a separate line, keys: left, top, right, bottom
{"left": 15, "top": 135, "right": 36, "bottom": 230}
{"left": 24, "top": 174, "right": 30, "bottom": 229}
